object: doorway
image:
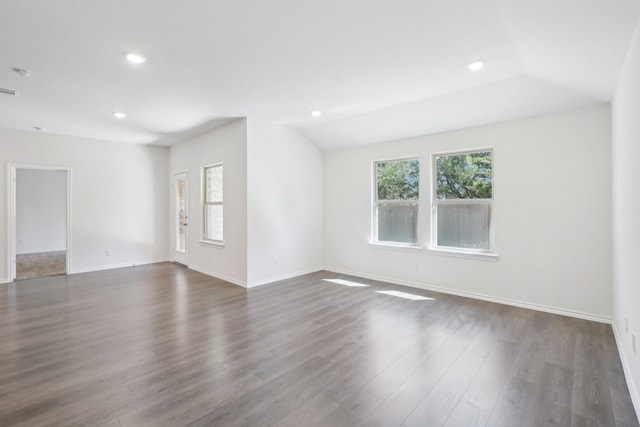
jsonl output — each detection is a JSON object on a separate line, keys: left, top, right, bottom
{"left": 172, "top": 172, "right": 189, "bottom": 266}
{"left": 8, "top": 165, "right": 71, "bottom": 281}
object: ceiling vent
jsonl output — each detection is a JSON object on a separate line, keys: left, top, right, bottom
{"left": 0, "top": 88, "right": 18, "bottom": 96}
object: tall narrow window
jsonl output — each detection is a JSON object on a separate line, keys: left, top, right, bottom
{"left": 432, "top": 149, "right": 493, "bottom": 252}
{"left": 203, "top": 163, "right": 223, "bottom": 243}
{"left": 374, "top": 158, "right": 419, "bottom": 245}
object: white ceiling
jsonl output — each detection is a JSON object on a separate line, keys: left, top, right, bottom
{"left": 1, "top": 0, "right": 639, "bottom": 150}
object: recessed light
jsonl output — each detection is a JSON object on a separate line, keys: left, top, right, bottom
{"left": 310, "top": 110, "right": 322, "bottom": 117}
{"left": 125, "top": 52, "right": 146, "bottom": 64}
{"left": 467, "top": 60, "right": 486, "bottom": 71}
{"left": 113, "top": 111, "right": 126, "bottom": 119}
{"left": 32, "top": 126, "right": 46, "bottom": 132}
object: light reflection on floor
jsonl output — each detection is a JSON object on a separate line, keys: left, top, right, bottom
{"left": 323, "top": 278, "right": 370, "bottom": 287}
{"left": 375, "top": 290, "right": 434, "bottom": 301}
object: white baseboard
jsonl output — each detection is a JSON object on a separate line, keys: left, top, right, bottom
{"left": 187, "top": 265, "right": 324, "bottom": 289}
{"left": 69, "top": 258, "right": 170, "bottom": 275}
{"left": 188, "top": 264, "right": 248, "bottom": 288}
{"left": 0, "top": 277, "right": 10, "bottom": 285}
{"left": 246, "top": 266, "right": 324, "bottom": 288}
{"left": 323, "top": 266, "right": 612, "bottom": 324}
{"left": 612, "top": 323, "right": 640, "bottom": 420}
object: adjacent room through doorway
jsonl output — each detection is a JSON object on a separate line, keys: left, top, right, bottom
{"left": 14, "top": 168, "right": 68, "bottom": 280}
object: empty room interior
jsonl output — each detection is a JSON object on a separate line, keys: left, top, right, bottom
{"left": 2, "top": 1, "right": 640, "bottom": 426}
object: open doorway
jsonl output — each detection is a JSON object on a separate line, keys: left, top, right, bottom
{"left": 8, "top": 165, "right": 71, "bottom": 281}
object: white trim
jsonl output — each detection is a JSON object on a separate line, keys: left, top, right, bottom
{"left": 369, "top": 241, "right": 422, "bottom": 251}
{"left": 246, "top": 266, "right": 324, "bottom": 288}
{"left": 69, "top": 258, "right": 169, "bottom": 274}
{"left": 67, "top": 169, "right": 73, "bottom": 274}
{"left": 199, "top": 240, "right": 225, "bottom": 248}
{"left": 188, "top": 265, "right": 324, "bottom": 289}
{"left": 612, "top": 323, "right": 640, "bottom": 420}
{"left": 375, "top": 200, "right": 420, "bottom": 206}
{"left": 6, "top": 166, "right": 14, "bottom": 282}
{"left": 323, "top": 266, "right": 611, "bottom": 324}
{"left": 188, "top": 264, "right": 248, "bottom": 288}
{"left": 372, "top": 154, "right": 421, "bottom": 163}
{"left": 7, "top": 163, "right": 72, "bottom": 282}
{"left": 434, "top": 198, "right": 493, "bottom": 205}
{"left": 426, "top": 247, "right": 499, "bottom": 261}
{"left": 431, "top": 146, "right": 495, "bottom": 156}
{"left": 0, "top": 277, "right": 11, "bottom": 285}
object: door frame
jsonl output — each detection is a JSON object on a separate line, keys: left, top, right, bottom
{"left": 7, "top": 163, "right": 72, "bottom": 282}
{"left": 172, "top": 172, "right": 189, "bottom": 266}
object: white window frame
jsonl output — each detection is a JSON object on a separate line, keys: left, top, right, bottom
{"left": 430, "top": 148, "right": 496, "bottom": 258}
{"left": 372, "top": 156, "right": 420, "bottom": 247}
{"left": 202, "top": 163, "right": 224, "bottom": 245}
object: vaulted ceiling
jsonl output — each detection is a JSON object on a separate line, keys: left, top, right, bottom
{"left": 1, "top": 0, "right": 639, "bottom": 150}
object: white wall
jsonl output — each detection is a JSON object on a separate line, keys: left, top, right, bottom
{"left": 169, "top": 119, "right": 248, "bottom": 285}
{"left": 246, "top": 119, "right": 323, "bottom": 286}
{"left": 0, "top": 128, "right": 170, "bottom": 281}
{"left": 324, "top": 105, "right": 612, "bottom": 320}
{"left": 612, "top": 19, "right": 640, "bottom": 416}
{"left": 16, "top": 169, "right": 67, "bottom": 254}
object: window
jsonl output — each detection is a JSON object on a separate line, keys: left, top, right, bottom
{"left": 432, "top": 149, "right": 493, "bottom": 252}
{"left": 374, "top": 158, "right": 419, "bottom": 245}
{"left": 203, "top": 163, "right": 223, "bottom": 243}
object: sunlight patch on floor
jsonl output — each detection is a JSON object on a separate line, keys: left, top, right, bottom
{"left": 323, "top": 279, "right": 370, "bottom": 287}
{"left": 375, "top": 290, "right": 433, "bottom": 300}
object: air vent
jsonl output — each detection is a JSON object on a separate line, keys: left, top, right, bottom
{"left": 0, "top": 88, "right": 18, "bottom": 96}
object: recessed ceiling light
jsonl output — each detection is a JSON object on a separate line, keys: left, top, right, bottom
{"left": 125, "top": 52, "right": 146, "bottom": 64}
{"left": 113, "top": 111, "right": 126, "bottom": 119}
{"left": 32, "top": 126, "right": 46, "bottom": 132}
{"left": 310, "top": 110, "right": 322, "bottom": 117}
{"left": 467, "top": 60, "right": 486, "bottom": 71}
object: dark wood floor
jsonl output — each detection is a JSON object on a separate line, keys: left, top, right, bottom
{"left": 0, "top": 263, "right": 637, "bottom": 427}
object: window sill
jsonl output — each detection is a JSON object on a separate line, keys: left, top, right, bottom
{"left": 200, "top": 240, "right": 225, "bottom": 248}
{"left": 426, "top": 247, "right": 499, "bottom": 261}
{"left": 369, "top": 241, "right": 422, "bottom": 251}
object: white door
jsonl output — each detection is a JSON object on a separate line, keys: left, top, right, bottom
{"left": 173, "top": 173, "right": 189, "bottom": 266}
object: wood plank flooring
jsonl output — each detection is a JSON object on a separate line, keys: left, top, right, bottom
{"left": 0, "top": 262, "right": 637, "bottom": 426}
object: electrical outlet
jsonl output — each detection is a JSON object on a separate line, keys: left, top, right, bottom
{"left": 105, "top": 249, "right": 112, "bottom": 256}
{"left": 272, "top": 256, "right": 279, "bottom": 266}
{"left": 626, "top": 317, "right": 629, "bottom": 333}
{"left": 633, "top": 334, "right": 637, "bottom": 354}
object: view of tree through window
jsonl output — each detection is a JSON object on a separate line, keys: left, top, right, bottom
{"left": 435, "top": 151, "right": 492, "bottom": 199}
{"left": 377, "top": 159, "right": 419, "bottom": 200}
{"left": 375, "top": 158, "right": 419, "bottom": 244}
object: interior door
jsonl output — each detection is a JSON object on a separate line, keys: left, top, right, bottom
{"left": 173, "top": 173, "right": 189, "bottom": 266}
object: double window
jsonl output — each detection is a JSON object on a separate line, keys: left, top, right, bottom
{"left": 373, "top": 149, "right": 494, "bottom": 255}
{"left": 203, "top": 163, "right": 223, "bottom": 243}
